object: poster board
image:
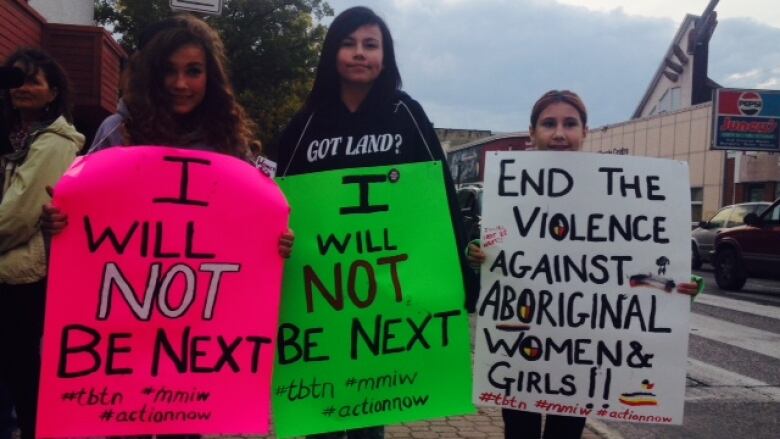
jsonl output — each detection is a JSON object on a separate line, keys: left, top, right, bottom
{"left": 273, "top": 162, "right": 474, "bottom": 437}
{"left": 38, "top": 146, "right": 289, "bottom": 437}
{"left": 474, "top": 151, "right": 691, "bottom": 425}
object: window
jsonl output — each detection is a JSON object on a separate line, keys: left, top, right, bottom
{"left": 708, "top": 207, "right": 732, "bottom": 228}
{"left": 747, "top": 184, "right": 764, "bottom": 202}
{"left": 728, "top": 205, "right": 753, "bottom": 227}
{"left": 691, "top": 187, "right": 703, "bottom": 222}
{"left": 764, "top": 204, "right": 780, "bottom": 225}
{"left": 751, "top": 204, "right": 769, "bottom": 215}
{"left": 655, "top": 87, "right": 682, "bottom": 115}
{"left": 670, "top": 87, "right": 681, "bottom": 111}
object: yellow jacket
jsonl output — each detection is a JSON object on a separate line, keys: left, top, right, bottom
{"left": 0, "top": 115, "right": 84, "bottom": 284}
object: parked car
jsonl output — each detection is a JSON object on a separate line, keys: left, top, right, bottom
{"left": 713, "top": 198, "right": 780, "bottom": 291}
{"left": 456, "top": 184, "right": 482, "bottom": 242}
{"left": 691, "top": 201, "right": 770, "bottom": 269}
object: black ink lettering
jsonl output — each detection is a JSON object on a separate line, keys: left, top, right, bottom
{"left": 598, "top": 167, "right": 622, "bottom": 195}
{"left": 498, "top": 159, "right": 518, "bottom": 196}
{"left": 406, "top": 314, "right": 432, "bottom": 350}
{"left": 548, "top": 168, "right": 573, "bottom": 197}
{"left": 653, "top": 216, "right": 670, "bottom": 243}
{"left": 649, "top": 295, "right": 672, "bottom": 333}
{"left": 152, "top": 327, "right": 189, "bottom": 376}
{"left": 213, "top": 336, "right": 242, "bottom": 372}
{"left": 106, "top": 333, "right": 133, "bottom": 375}
{"left": 489, "top": 251, "right": 508, "bottom": 276}
{"left": 58, "top": 325, "right": 101, "bottom": 378}
{"left": 154, "top": 222, "right": 179, "bottom": 258}
{"left": 247, "top": 336, "right": 272, "bottom": 372}
{"left": 317, "top": 233, "right": 351, "bottom": 255}
{"left": 153, "top": 156, "right": 210, "bottom": 206}
{"left": 277, "top": 323, "right": 329, "bottom": 364}
{"left": 620, "top": 173, "right": 642, "bottom": 198}
{"left": 84, "top": 217, "right": 138, "bottom": 254}
{"left": 646, "top": 176, "right": 666, "bottom": 200}
{"left": 340, "top": 175, "right": 389, "bottom": 214}
{"left": 185, "top": 221, "right": 215, "bottom": 258}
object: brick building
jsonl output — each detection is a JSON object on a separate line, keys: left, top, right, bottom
{"left": 1, "top": 0, "right": 126, "bottom": 143}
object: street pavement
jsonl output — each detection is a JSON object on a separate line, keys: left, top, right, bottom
{"left": 211, "top": 407, "right": 606, "bottom": 438}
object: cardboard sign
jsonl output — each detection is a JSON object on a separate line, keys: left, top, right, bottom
{"left": 273, "top": 162, "right": 474, "bottom": 438}
{"left": 474, "top": 151, "right": 691, "bottom": 425}
{"left": 38, "top": 146, "right": 289, "bottom": 437}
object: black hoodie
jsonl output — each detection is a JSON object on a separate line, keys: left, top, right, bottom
{"left": 275, "top": 90, "right": 478, "bottom": 311}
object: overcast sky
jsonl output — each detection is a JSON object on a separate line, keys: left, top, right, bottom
{"left": 324, "top": 0, "right": 780, "bottom": 132}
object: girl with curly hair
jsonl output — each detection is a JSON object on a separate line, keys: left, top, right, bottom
{"left": 90, "top": 13, "right": 254, "bottom": 156}
{"left": 45, "top": 13, "right": 294, "bottom": 257}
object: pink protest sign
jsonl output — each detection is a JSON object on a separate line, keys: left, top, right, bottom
{"left": 37, "top": 146, "right": 289, "bottom": 437}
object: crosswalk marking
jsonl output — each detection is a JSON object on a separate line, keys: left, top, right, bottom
{"left": 685, "top": 358, "right": 780, "bottom": 402}
{"left": 689, "top": 313, "right": 780, "bottom": 360}
{"left": 696, "top": 293, "right": 780, "bottom": 321}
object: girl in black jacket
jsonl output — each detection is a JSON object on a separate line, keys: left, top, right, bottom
{"left": 275, "top": 6, "right": 478, "bottom": 439}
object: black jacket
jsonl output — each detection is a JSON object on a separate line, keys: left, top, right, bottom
{"left": 275, "top": 91, "right": 478, "bottom": 311}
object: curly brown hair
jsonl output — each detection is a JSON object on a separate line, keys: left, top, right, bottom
{"left": 122, "top": 14, "right": 256, "bottom": 158}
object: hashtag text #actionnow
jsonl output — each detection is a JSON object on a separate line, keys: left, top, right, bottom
{"left": 321, "top": 394, "right": 430, "bottom": 418}
{"left": 98, "top": 405, "right": 212, "bottom": 423}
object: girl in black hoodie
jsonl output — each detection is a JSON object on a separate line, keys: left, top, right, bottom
{"left": 275, "top": 6, "right": 478, "bottom": 439}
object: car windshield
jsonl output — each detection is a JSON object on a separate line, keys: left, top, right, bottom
{"left": 729, "top": 206, "right": 753, "bottom": 227}
{"left": 708, "top": 207, "right": 731, "bottom": 228}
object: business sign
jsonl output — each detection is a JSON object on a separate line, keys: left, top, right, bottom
{"left": 474, "top": 152, "right": 692, "bottom": 425}
{"left": 273, "top": 162, "right": 474, "bottom": 438}
{"left": 170, "top": 0, "right": 223, "bottom": 15}
{"left": 38, "top": 147, "right": 289, "bottom": 437}
{"left": 712, "top": 88, "right": 780, "bottom": 151}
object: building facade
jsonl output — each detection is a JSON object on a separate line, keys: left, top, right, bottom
{"left": 447, "top": 132, "right": 531, "bottom": 185}
{"left": 445, "top": 0, "right": 780, "bottom": 221}
{"left": 582, "top": 103, "right": 725, "bottom": 221}
{"left": 1, "top": 0, "right": 126, "bottom": 143}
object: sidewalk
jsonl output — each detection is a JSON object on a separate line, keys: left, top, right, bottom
{"left": 382, "top": 407, "right": 607, "bottom": 439}
{"left": 8, "top": 408, "right": 608, "bottom": 439}
{"left": 217, "top": 410, "right": 608, "bottom": 439}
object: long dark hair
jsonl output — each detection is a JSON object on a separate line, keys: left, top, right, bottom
{"left": 305, "top": 6, "right": 402, "bottom": 110}
{"left": 1, "top": 48, "right": 73, "bottom": 127}
{"left": 123, "top": 14, "right": 255, "bottom": 157}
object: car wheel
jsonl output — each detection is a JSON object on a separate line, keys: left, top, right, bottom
{"left": 691, "top": 242, "right": 702, "bottom": 270}
{"left": 714, "top": 247, "right": 747, "bottom": 291}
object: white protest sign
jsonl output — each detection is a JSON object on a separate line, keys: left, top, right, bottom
{"left": 473, "top": 151, "right": 691, "bottom": 425}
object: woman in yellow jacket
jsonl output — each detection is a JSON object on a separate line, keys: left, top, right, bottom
{"left": 0, "top": 48, "right": 83, "bottom": 439}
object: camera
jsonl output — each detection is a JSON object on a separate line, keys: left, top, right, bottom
{"left": 0, "top": 66, "right": 24, "bottom": 89}
{"left": 1, "top": 66, "right": 25, "bottom": 154}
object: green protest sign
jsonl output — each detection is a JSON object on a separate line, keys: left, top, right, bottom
{"left": 273, "top": 162, "right": 474, "bottom": 437}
